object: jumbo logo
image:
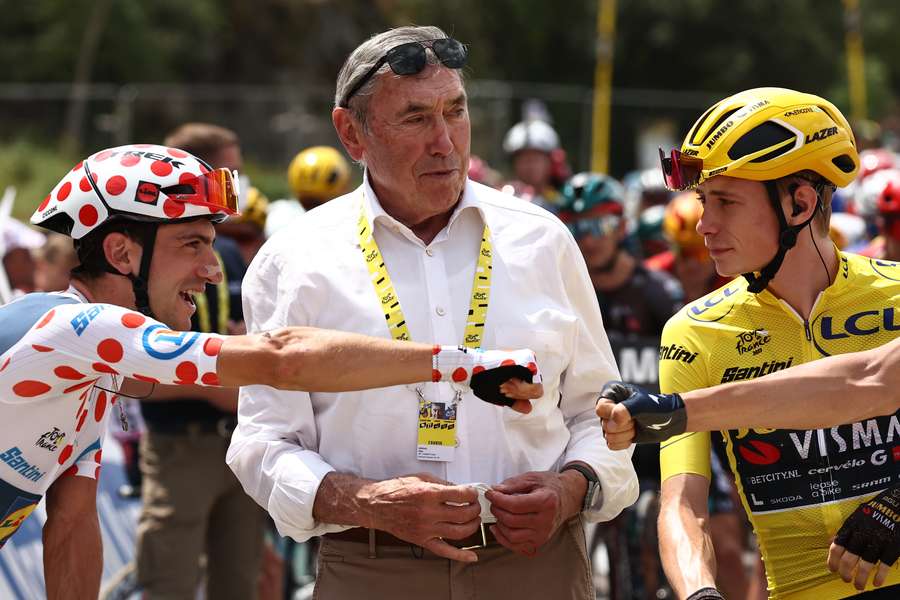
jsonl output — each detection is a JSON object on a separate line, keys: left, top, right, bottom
{"left": 687, "top": 284, "right": 741, "bottom": 322}
{"left": 141, "top": 324, "right": 200, "bottom": 360}
{"left": 811, "top": 307, "right": 900, "bottom": 356}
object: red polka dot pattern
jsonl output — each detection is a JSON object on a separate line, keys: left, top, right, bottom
{"left": 175, "top": 361, "right": 198, "bottom": 384}
{"left": 167, "top": 148, "right": 188, "bottom": 158}
{"left": 0, "top": 357, "right": 9, "bottom": 372}
{"left": 203, "top": 337, "right": 223, "bottom": 356}
{"left": 201, "top": 372, "right": 219, "bottom": 386}
{"left": 179, "top": 172, "right": 195, "bottom": 184}
{"left": 13, "top": 380, "right": 51, "bottom": 397}
{"left": 54, "top": 366, "right": 86, "bottom": 380}
{"left": 94, "top": 450, "right": 102, "bottom": 463}
{"left": 121, "top": 312, "right": 146, "bottom": 328}
{"left": 79, "top": 176, "right": 92, "bottom": 192}
{"left": 472, "top": 365, "right": 485, "bottom": 375}
{"left": 132, "top": 374, "right": 160, "bottom": 384}
{"left": 97, "top": 338, "right": 124, "bottom": 363}
{"left": 94, "top": 391, "right": 107, "bottom": 421}
{"left": 64, "top": 379, "right": 95, "bottom": 394}
{"left": 432, "top": 369, "right": 441, "bottom": 382}
{"left": 94, "top": 466, "right": 101, "bottom": 479}
{"left": 35, "top": 310, "right": 55, "bottom": 329}
{"left": 75, "top": 410, "right": 87, "bottom": 433}
{"left": 31, "top": 344, "right": 53, "bottom": 352}
{"left": 151, "top": 160, "right": 173, "bottom": 176}
{"left": 432, "top": 345, "right": 441, "bottom": 355}
{"left": 57, "top": 181, "right": 72, "bottom": 201}
{"left": 163, "top": 198, "right": 185, "bottom": 218}
{"left": 79, "top": 204, "right": 99, "bottom": 227}
{"left": 94, "top": 150, "right": 113, "bottom": 162}
{"left": 38, "top": 194, "right": 51, "bottom": 211}
{"left": 72, "top": 161, "right": 83, "bottom": 171}
{"left": 527, "top": 362, "right": 538, "bottom": 375}
{"left": 63, "top": 465, "right": 78, "bottom": 477}
{"left": 120, "top": 154, "right": 140, "bottom": 167}
{"left": 500, "top": 359, "right": 515, "bottom": 367}
{"left": 58, "top": 444, "right": 73, "bottom": 465}
{"left": 105, "top": 175, "right": 127, "bottom": 196}
{"left": 452, "top": 367, "right": 468, "bottom": 382}
{"left": 92, "top": 362, "right": 118, "bottom": 375}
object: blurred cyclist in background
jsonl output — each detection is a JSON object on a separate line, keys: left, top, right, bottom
{"left": 503, "top": 118, "right": 564, "bottom": 211}
{"left": 265, "top": 145, "right": 350, "bottom": 239}
{"left": 859, "top": 168, "right": 900, "bottom": 260}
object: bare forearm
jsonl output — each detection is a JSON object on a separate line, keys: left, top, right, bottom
{"left": 312, "top": 472, "right": 376, "bottom": 529}
{"left": 659, "top": 481, "right": 717, "bottom": 598}
{"left": 43, "top": 511, "right": 102, "bottom": 599}
{"left": 684, "top": 340, "right": 899, "bottom": 432}
{"left": 218, "top": 327, "right": 432, "bottom": 390}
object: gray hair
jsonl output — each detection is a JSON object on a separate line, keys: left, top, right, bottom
{"left": 335, "top": 25, "right": 462, "bottom": 127}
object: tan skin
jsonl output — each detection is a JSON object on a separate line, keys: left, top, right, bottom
{"left": 331, "top": 64, "right": 585, "bottom": 561}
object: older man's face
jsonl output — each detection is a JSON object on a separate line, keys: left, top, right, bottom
{"left": 360, "top": 64, "right": 470, "bottom": 224}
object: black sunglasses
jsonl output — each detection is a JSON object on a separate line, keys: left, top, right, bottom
{"left": 339, "top": 38, "right": 468, "bottom": 108}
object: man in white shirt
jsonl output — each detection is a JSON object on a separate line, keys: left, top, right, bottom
{"left": 227, "top": 25, "right": 638, "bottom": 600}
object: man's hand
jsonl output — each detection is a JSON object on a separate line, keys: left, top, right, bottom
{"left": 596, "top": 381, "right": 687, "bottom": 449}
{"left": 435, "top": 346, "right": 544, "bottom": 413}
{"left": 485, "top": 470, "right": 585, "bottom": 557}
{"left": 828, "top": 484, "right": 900, "bottom": 591}
{"left": 361, "top": 472, "right": 482, "bottom": 562}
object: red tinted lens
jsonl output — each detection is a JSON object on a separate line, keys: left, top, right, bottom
{"left": 168, "top": 169, "right": 240, "bottom": 215}
{"left": 659, "top": 148, "right": 703, "bottom": 191}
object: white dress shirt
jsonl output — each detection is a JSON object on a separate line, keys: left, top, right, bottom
{"left": 227, "top": 176, "right": 637, "bottom": 541}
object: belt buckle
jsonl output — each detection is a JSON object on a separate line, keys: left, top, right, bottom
{"left": 460, "top": 522, "right": 488, "bottom": 551}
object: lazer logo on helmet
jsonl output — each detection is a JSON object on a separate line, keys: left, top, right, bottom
{"left": 135, "top": 181, "right": 160, "bottom": 205}
{"left": 683, "top": 149, "right": 700, "bottom": 156}
{"left": 805, "top": 127, "right": 838, "bottom": 144}
{"left": 705, "top": 120, "right": 734, "bottom": 150}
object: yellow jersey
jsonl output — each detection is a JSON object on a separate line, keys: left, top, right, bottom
{"left": 659, "top": 251, "right": 900, "bottom": 599}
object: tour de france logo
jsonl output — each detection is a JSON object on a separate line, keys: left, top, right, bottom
{"left": 735, "top": 329, "right": 770, "bottom": 356}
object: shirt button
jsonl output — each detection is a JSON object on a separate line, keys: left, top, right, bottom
{"left": 426, "top": 248, "right": 434, "bottom": 257}
{"left": 436, "top": 307, "right": 446, "bottom": 316}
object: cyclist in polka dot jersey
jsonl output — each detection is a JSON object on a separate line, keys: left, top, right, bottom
{"left": 4, "top": 144, "right": 543, "bottom": 599}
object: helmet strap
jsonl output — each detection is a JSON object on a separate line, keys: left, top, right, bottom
{"left": 127, "top": 224, "right": 159, "bottom": 319}
{"left": 742, "top": 180, "right": 820, "bottom": 293}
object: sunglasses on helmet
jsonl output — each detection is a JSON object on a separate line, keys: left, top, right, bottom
{"left": 168, "top": 168, "right": 241, "bottom": 215}
{"left": 339, "top": 38, "right": 468, "bottom": 108}
{"left": 659, "top": 148, "right": 705, "bottom": 192}
{"left": 566, "top": 215, "right": 622, "bottom": 240}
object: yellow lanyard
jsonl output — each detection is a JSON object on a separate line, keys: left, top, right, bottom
{"left": 357, "top": 202, "right": 492, "bottom": 348}
{"left": 193, "top": 250, "right": 229, "bottom": 334}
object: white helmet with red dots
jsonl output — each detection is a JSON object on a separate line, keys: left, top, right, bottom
{"left": 31, "top": 144, "right": 240, "bottom": 240}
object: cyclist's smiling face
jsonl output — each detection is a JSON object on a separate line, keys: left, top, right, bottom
{"left": 146, "top": 219, "right": 222, "bottom": 330}
{"left": 696, "top": 176, "right": 780, "bottom": 277}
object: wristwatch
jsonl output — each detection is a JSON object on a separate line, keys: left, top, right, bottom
{"left": 561, "top": 463, "right": 602, "bottom": 512}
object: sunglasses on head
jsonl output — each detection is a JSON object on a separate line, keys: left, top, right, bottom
{"left": 659, "top": 148, "right": 705, "bottom": 192}
{"left": 339, "top": 38, "right": 468, "bottom": 108}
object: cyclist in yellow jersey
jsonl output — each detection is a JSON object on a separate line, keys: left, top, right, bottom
{"left": 643, "top": 87, "right": 900, "bottom": 600}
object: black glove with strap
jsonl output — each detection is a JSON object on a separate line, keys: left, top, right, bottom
{"left": 685, "top": 588, "right": 724, "bottom": 600}
{"left": 598, "top": 381, "right": 687, "bottom": 443}
{"left": 834, "top": 483, "right": 900, "bottom": 567}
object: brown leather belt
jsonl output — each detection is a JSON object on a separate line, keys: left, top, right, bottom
{"left": 324, "top": 526, "right": 498, "bottom": 549}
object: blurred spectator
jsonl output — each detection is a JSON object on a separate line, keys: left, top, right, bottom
{"left": 503, "top": 117, "right": 564, "bottom": 211}
{"left": 467, "top": 154, "right": 504, "bottom": 188}
{"left": 860, "top": 168, "right": 900, "bottom": 260}
{"left": 132, "top": 123, "right": 265, "bottom": 599}
{"left": 1, "top": 217, "right": 46, "bottom": 298}
{"left": 32, "top": 232, "right": 77, "bottom": 292}
{"left": 265, "top": 145, "right": 350, "bottom": 239}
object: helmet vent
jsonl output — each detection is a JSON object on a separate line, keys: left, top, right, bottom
{"left": 832, "top": 154, "right": 856, "bottom": 174}
{"left": 695, "top": 108, "right": 739, "bottom": 147}
{"left": 727, "top": 121, "right": 795, "bottom": 162}
{"left": 687, "top": 103, "right": 720, "bottom": 146}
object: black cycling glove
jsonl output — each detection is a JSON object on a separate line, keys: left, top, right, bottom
{"left": 598, "top": 381, "right": 687, "bottom": 443}
{"left": 470, "top": 364, "right": 534, "bottom": 407}
{"left": 834, "top": 483, "right": 900, "bottom": 567}
{"left": 685, "top": 588, "right": 724, "bottom": 600}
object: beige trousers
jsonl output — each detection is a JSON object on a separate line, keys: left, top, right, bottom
{"left": 313, "top": 517, "right": 593, "bottom": 600}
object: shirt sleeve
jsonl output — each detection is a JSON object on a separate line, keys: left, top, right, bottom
{"left": 225, "top": 248, "right": 347, "bottom": 542}
{"left": 2, "top": 302, "right": 224, "bottom": 404}
{"left": 557, "top": 232, "right": 639, "bottom": 522}
{"left": 658, "top": 315, "right": 712, "bottom": 482}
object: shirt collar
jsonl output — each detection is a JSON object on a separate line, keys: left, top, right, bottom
{"left": 361, "top": 171, "right": 486, "bottom": 245}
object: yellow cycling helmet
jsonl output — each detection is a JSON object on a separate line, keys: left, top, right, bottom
{"left": 287, "top": 146, "right": 350, "bottom": 201}
{"left": 660, "top": 87, "right": 859, "bottom": 191}
{"left": 663, "top": 192, "right": 704, "bottom": 248}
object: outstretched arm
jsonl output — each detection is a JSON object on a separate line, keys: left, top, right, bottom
{"left": 43, "top": 474, "right": 102, "bottom": 600}
{"left": 598, "top": 336, "right": 900, "bottom": 448}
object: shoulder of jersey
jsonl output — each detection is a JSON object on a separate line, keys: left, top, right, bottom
{"left": 844, "top": 250, "right": 900, "bottom": 286}
{"left": 676, "top": 276, "right": 749, "bottom": 324}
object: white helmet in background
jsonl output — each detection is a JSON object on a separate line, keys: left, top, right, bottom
{"left": 503, "top": 120, "right": 560, "bottom": 154}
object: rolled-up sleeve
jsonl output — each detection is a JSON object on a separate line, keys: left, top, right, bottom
{"left": 225, "top": 244, "right": 349, "bottom": 541}
{"left": 557, "top": 233, "right": 638, "bottom": 522}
